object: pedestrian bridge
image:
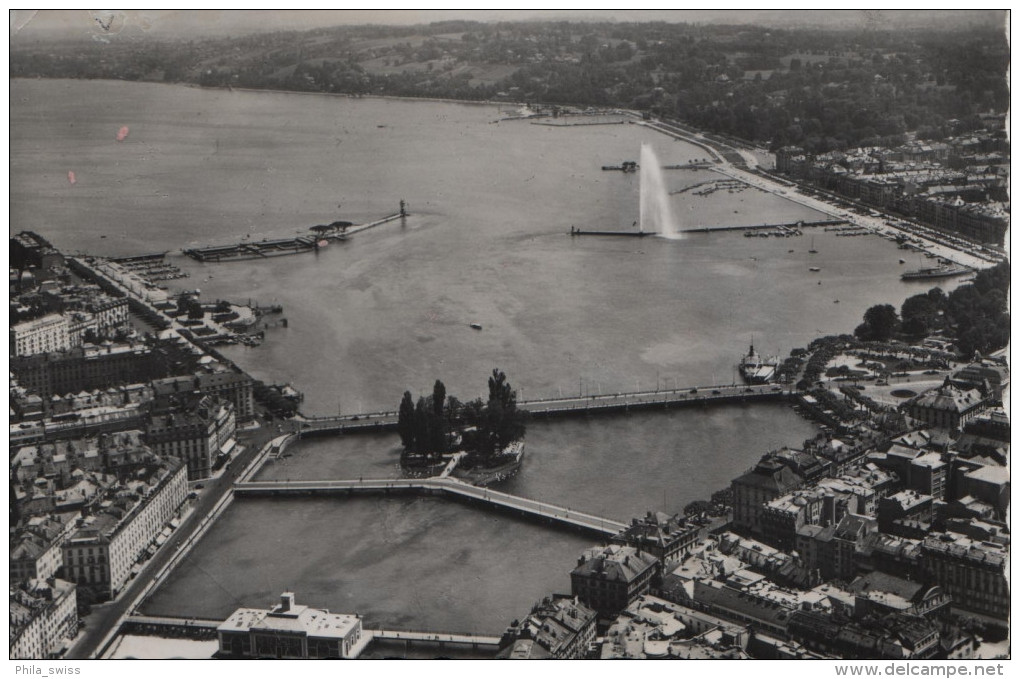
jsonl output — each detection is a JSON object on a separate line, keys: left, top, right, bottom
{"left": 234, "top": 477, "right": 627, "bottom": 537}
{"left": 367, "top": 629, "right": 501, "bottom": 647}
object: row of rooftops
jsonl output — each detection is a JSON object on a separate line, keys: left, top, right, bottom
{"left": 10, "top": 578, "right": 76, "bottom": 641}
{"left": 765, "top": 463, "right": 898, "bottom": 514}
{"left": 64, "top": 458, "right": 184, "bottom": 544}
{"left": 498, "top": 595, "right": 596, "bottom": 659}
{"left": 572, "top": 543, "right": 659, "bottom": 582}
{"left": 922, "top": 531, "right": 1007, "bottom": 566}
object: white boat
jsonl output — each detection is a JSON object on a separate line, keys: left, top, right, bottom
{"left": 739, "top": 341, "right": 780, "bottom": 384}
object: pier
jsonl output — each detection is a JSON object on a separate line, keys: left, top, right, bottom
{"left": 297, "top": 382, "right": 793, "bottom": 436}
{"left": 185, "top": 235, "right": 324, "bottom": 262}
{"left": 570, "top": 226, "right": 655, "bottom": 237}
{"left": 234, "top": 477, "right": 628, "bottom": 537}
{"left": 685, "top": 218, "right": 849, "bottom": 233}
{"left": 183, "top": 211, "right": 405, "bottom": 263}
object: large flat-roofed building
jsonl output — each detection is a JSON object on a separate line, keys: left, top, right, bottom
{"left": 11, "top": 342, "right": 167, "bottom": 397}
{"left": 11, "top": 313, "right": 72, "bottom": 357}
{"left": 958, "top": 464, "right": 1009, "bottom": 519}
{"left": 61, "top": 458, "right": 188, "bottom": 599}
{"left": 217, "top": 592, "right": 364, "bottom": 659}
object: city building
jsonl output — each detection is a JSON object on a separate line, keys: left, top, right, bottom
{"left": 217, "top": 592, "right": 364, "bottom": 659}
{"left": 152, "top": 370, "right": 255, "bottom": 420}
{"left": 878, "top": 491, "right": 934, "bottom": 538}
{"left": 957, "top": 464, "right": 1009, "bottom": 519}
{"left": 11, "top": 231, "right": 66, "bottom": 277}
{"left": 731, "top": 453, "right": 804, "bottom": 534}
{"left": 788, "top": 610, "right": 939, "bottom": 659}
{"left": 950, "top": 360, "right": 1010, "bottom": 400}
{"left": 145, "top": 396, "right": 236, "bottom": 480}
{"left": 610, "top": 511, "right": 700, "bottom": 564}
{"left": 11, "top": 342, "right": 167, "bottom": 398}
{"left": 848, "top": 572, "right": 949, "bottom": 619}
{"left": 9, "top": 578, "right": 78, "bottom": 660}
{"left": 11, "top": 313, "right": 72, "bottom": 357}
{"left": 921, "top": 532, "right": 1009, "bottom": 621}
{"left": 61, "top": 458, "right": 188, "bottom": 598}
{"left": 902, "top": 380, "right": 987, "bottom": 432}
{"left": 600, "top": 595, "right": 749, "bottom": 659}
{"left": 10, "top": 515, "right": 78, "bottom": 583}
{"left": 570, "top": 544, "right": 659, "bottom": 618}
{"left": 797, "top": 513, "right": 877, "bottom": 581}
{"left": 497, "top": 595, "right": 596, "bottom": 659}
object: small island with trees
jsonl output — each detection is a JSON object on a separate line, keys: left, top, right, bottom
{"left": 397, "top": 369, "right": 528, "bottom": 485}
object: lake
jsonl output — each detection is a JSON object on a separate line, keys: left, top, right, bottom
{"left": 11, "top": 79, "right": 934, "bottom": 635}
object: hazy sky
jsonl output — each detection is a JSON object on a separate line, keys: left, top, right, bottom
{"left": 10, "top": 9, "right": 1006, "bottom": 41}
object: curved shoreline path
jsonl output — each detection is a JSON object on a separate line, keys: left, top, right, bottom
{"left": 638, "top": 118, "right": 1001, "bottom": 271}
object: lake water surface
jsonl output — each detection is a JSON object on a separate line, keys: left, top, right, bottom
{"left": 12, "top": 79, "right": 931, "bottom": 635}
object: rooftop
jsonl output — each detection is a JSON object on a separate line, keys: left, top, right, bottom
{"left": 218, "top": 594, "right": 360, "bottom": 641}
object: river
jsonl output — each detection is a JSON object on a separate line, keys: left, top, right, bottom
{"left": 11, "top": 79, "right": 933, "bottom": 637}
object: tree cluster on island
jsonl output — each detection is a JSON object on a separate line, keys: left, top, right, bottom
{"left": 397, "top": 369, "right": 527, "bottom": 469}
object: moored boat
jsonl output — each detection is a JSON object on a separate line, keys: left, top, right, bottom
{"left": 901, "top": 264, "right": 969, "bottom": 280}
{"left": 739, "top": 341, "right": 780, "bottom": 384}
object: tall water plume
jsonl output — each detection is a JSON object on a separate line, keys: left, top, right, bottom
{"left": 639, "top": 143, "right": 680, "bottom": 238}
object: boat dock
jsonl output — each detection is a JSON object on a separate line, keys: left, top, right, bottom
{"left": 185, "top": 236, "right": 324, "bottom": 262}
{"left": 686, "top": 218, "right": 849, "bottom": 233}
{"left": 183, "top": 209, "right": 406, "bottom": 263}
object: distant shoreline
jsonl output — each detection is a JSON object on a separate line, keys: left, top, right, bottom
{"left": 12, "top": 75, "right": 522, "bottom": 110}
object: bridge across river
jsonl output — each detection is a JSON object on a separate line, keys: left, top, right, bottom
{"left": 368, "top": 629, "right": 500, "bottom": 647}
{"left": 107, "top": 616, "right": 499, "bottom": 657}
{"left": 297, "top": 382, "right": 793, "bottom": 436}
{"left": 234, "top": 477, "right": 628, "bottom": 537}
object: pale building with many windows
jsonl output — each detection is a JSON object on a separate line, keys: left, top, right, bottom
{"left": 11, "top": 313, "right": 72, "bottom": 357}
{"left": 9, "top": 578, "right": 78, "bottom": 659}
{"left": 145, "top": 397, "right": 236, "bottom": 480}
{"left": 61, "top": 458, "right": 188, "bottom": 599}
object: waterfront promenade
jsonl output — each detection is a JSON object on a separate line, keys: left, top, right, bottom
{"left": 637, "top": 115, "right": 1003, "bottom": 269}
{"left": 234, "top": 476, "right": 629, "bottom": 537}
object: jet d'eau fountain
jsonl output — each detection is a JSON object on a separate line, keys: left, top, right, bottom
{"left": 639, "top": 143, "right": 681, "bottom": 239}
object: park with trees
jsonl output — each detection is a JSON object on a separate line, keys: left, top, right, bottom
{"left": 854, "top": 261, "right": 1009, "bottom": 357}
